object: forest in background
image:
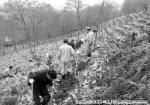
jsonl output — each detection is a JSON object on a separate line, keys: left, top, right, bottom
{"left": 0, "top": 0, "right": 120, "bottom": 45}
{"left": 0, "top": 0, "right": 149, "bottom": 45}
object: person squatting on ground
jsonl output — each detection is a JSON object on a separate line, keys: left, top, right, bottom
{"left": 57, "top": 39, "right": 76, "bottom": 79}
{"left": 27, "top": 69, "right": 57, "bottom": 105}
{"left": 85, "top": 27, "right": 96, "bottom": 57}
{"left": 0, "top": 66, "right": 14, "bottom": 80}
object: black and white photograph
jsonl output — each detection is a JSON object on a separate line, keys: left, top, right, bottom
{"left": 0, "top": 0, "right": 150, "bottom": 105}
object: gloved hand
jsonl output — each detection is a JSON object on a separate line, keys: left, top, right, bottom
{"left": 28, "top": 79, "right": 34, "bottom": 86}
{"left": 76, "top": 50, "right": 81, "bottom": 54}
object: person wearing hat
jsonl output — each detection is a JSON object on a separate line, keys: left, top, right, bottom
{"left": 0, "top": 66, "right": 14, "bottom": 80}
{"left": 57, "top": 39, "right": 76, "bottom": 79}
{"left": 85, "top": 27, "right": 95, "bottom": 57}
{"left": 27, "top": 69, "right": 57, "bottom": 105}
{"left": 93, "top": 28, "right": 98, "bottom": 46}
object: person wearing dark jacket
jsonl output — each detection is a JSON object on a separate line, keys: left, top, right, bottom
{"left": 27, "top": 69, "right": 57, "bottom": 105}
{"left": 75, "top": 39, "right": 83, "bottom": 50}
{"left": 68, "top": 39, "right": 75, "bottom": 50}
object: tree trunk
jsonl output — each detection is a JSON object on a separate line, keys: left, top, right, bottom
{"left": 77, "top": 11, "right": 81, "bottom": 41}
{"left": 14, "top": 40, "right": 17, "bottom": 52}
{"left": 15, "top": 0, "right": 35, "bottom": 58}
{"left": 145, "top": 0, "right": 148, "bottom": 11}
{"left": 21, "top": 15, "right": 35, "bottom": 58}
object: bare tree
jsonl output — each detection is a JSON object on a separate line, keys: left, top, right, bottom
{"left": 28, "top": 2, "right": 47, "bottom": 46}
{"left": 4, "top": 0, "right": 36, "bottom": 58}
{"left": 144, "top": 0, "right": 149, "bottom": 11}
{"left": 65, "top": 0, "right": 84, "bottom": 40}
{"left": 122, "top": 0, "right": 150, "bottom": 14}
{"left": 60, "top": 10, "right": 75, "bottom": 35}
{"left": 99, "top": 0, "right": 105, "bottom": 24}
{"left": 0, "top": 0, "right": 120, "bottom": 52}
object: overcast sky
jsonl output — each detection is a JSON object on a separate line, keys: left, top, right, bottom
{"left": 0, "top": 0, "right": 125, "bottom": 10}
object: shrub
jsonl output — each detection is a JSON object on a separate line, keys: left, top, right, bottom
{"left": 1, "top": 96, "right": 18, "bottom": 105}
{"left": 10, "top": 87, "right": 18, "bottom": 96}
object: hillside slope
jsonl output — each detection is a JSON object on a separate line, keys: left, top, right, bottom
{"left": 1, "top": 10, "right": 150, "bottom": 105}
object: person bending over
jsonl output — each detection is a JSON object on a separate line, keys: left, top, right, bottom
{"left": 27, "top": 69, "right": 57, "bottom": 105}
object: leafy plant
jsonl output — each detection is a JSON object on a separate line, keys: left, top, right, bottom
{"left": 1, "top": 96, "right": 18, "bottom": 105}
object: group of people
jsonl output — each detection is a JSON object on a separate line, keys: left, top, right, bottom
{"left": 0, "top": 26, "right": 97, "bottom": 105}
{"left": 57, "top": 27, "right": 97, "bottom": 77}
{"left": 66, "top": 38, "right": 84, "bottom": 50}
{"left": 27, "top": 26, "right": 97, "bottom": 105}
{"left": 11, "top": 24, "right": 150, "bottom": 105}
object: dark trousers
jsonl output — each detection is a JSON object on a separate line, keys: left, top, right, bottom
{"left": 33, "top": 86, "right": 50, "bottom": 105}
{"left": 87, "top": 43, "right": 92, "bottom": 57}
{"left": 62, "top": 71, "right": 70, "bottom": 80}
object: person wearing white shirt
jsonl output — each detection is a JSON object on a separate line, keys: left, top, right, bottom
{"left": 57, "top": 39, "right": 75, "bottom": 77}
{"left": 86, "top": 27, "right": 95, "bottom": 57}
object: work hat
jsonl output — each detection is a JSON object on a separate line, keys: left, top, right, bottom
{"left": 81, "top": 38, "right": 84, "bottom": 42}
{"left": 9, "top": 65, "right": 13, "bottom": 69}
{"left": 63, "top": 39, "right": 68, "bottom": 43}
{"left": 46, "top": 53, "right": 50, "bottom": 58}
{"left": 86, "top": 27, "right": 91, "bottom": 30}
{"left": 93, "top": 28, "right": 97, "bottom": 32}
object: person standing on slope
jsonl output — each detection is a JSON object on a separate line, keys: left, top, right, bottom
{"left": 57, "top": 39, "right": 76, "bottom": 79}
{"left": 86, "top": 27, "right": 95, "bottom": 57}
{"left": 92, "top": 28, "right": 98, "bottom": 48}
